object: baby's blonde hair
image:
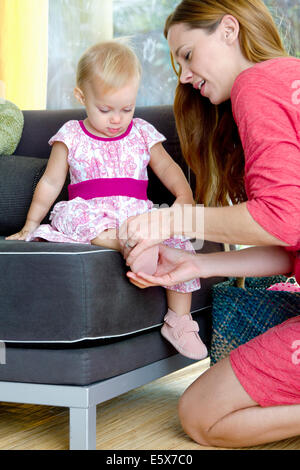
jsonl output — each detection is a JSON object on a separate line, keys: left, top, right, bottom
{"left": 76, "top": 39, "right": 141, "bottom": 93}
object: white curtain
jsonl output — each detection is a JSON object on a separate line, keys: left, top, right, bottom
{"left": 46, "top": 0, "right": 299, "bottom": 110}
{"left": 47, "top": 0, "right": 113, "bottom": 109}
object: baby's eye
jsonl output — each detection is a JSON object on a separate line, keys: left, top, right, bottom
{"left": 99, "top": 108, "right": 109, "bottom": 113}
{"left": 123, "top": 108, "right": 133, "bottom": 113}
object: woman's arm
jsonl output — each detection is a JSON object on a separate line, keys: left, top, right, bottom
{"left": 126, "top": 245, "right": 293, "bottom": 288}
{"left": 202, "top": 203, "right": 288, "bottom": 246}
{"left": 6, "top": 142, "right": 69, "bottom": 240}
{"left": 167, "top": 202, "right": 288, "bottom": 246}
{"left": 121, "top": 201, "right": 288, "bottom": 269}
{"left": 200, "top": 245, "right": 293, "bottom": 278}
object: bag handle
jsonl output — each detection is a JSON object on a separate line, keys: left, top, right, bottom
{"left": 236, "top": 277, "right": 246, "bottom": 288}
{"left": 224, "top": 243, "right": 245, "bottom": 289}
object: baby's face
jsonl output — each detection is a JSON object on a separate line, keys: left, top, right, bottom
{"left": 80, "top": 77, "right": 139, "bottom": 138}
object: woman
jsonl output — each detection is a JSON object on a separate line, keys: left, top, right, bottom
{"left": 120, "top": 0, "right": 300, "bottom": 448}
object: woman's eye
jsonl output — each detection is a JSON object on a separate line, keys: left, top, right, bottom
{"left": 185, "top": 51, "right": 191, "bottom": 61}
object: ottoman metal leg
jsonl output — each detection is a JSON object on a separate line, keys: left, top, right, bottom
{"left": 69, "top": 405, "right": 97, "bottom": 450}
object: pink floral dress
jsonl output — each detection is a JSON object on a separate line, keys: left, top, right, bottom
{"left": 27, "top": 118, "right": 200, "bottom": 293}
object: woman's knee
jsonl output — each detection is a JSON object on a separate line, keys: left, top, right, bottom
{"left": 177, "top": 385, "right": 212, "bottom": 446}
{"left": 177, "top": 357, "right": 251, "bottom": 447}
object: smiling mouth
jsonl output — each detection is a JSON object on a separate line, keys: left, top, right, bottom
{"left": 193, "top": 79, "right": 206, "bottom": 91}
{"left": 198, "top": 80, "right": 206, "bottom": 90}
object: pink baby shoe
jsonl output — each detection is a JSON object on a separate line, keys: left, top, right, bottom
{"left": 161, "top": 309, "right": 208, "bottom": 360}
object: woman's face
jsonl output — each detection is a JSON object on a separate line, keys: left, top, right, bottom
{"left": 167, "top": 19, "right": 250, "bottom": 105}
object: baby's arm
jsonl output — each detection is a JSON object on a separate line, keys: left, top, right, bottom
{"left": 149, "top": 142, "right": 194, "bottom": 206}
{"left": 6, "top": 142, "right": 69, "bottom": 240}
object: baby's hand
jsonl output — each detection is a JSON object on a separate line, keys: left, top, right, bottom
{"left": 6, "top": 230, "right": 29, "bottom": 241}
{"left": 5, "top": 222, "right": 39, "bottom": 241}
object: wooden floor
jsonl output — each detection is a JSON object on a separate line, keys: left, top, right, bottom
{"left": 0, "top": 358, "right": 300, "bottom": 450}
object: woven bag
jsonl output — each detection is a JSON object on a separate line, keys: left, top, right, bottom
{"left": 210, "top": 275, "right": 300, "bottom": 365}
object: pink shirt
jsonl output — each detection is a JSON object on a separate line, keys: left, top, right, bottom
{"left": 231, "top": 58, "right": 300, "bottom": 252}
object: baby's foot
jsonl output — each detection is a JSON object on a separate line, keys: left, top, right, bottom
{"left": 130, "top": 245, "right": 159, "bottom": 275}
{"left": 161, "top": 309, "right": 208, "bottom": 360}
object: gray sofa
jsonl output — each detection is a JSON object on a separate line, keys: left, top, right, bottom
{"left": 0, "top": 105, "right": 226, "bottom": 449}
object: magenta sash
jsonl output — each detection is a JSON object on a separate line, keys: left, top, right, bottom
{"left": 68, "top": 178, "right": 148, "bottom": 201}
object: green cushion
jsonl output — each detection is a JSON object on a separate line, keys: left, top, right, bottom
{"left": 0, "top": 100, "right": 24, "bottom": 156}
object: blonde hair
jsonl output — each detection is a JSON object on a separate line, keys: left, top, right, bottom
{"left": 164, "top": 0, "right": 288, "bottom": 206}
{"left": 76, "top": 39, "right": 142, "bottom": 94}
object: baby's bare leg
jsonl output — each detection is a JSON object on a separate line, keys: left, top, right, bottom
{"left": 166, "top": 290, "right": 192, "bottom": 315}
{"left": 92, "top": 226, "right": 162, "bottom": 289}
{"left": 91, "top": 229, "right": 121, "bottom": 251}
{"left": 92, "top": 229, "right": 147, "bottom": 288}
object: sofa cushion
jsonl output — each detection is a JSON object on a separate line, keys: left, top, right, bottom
{"left": 0, "top": 155, "right": 69, "bottom": 235}
{"left": 0, "top": 237, "right": 225, "bottom": 343}
{"left": 0, "top": 324, "right": 213, "bottom": 386}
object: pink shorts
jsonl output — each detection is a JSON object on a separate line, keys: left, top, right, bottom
{"left": 230, "top": 314, "right": 300, "bottom": 407}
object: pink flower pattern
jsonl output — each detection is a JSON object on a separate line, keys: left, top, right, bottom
{"left": 27, "top": 118, "right": 200, "bottom": 293}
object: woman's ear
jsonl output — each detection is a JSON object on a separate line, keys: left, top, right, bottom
{"left": 221, "top": 14, "right": 240, "bottom": 44}
{"left": 74, "top": 87, "right": 85, "bottom": 105}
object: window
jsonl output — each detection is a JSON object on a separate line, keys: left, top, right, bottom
{"left": 2, "top": 0, "right": 297, "bottom": 110}
{"left": 47, "top": 0, "right": 179, "bottom": 109}
{"left": 264, "top": 0, "right": 300, "bottom": 57}
{"left": 47, "top": 0, "right": 300, "bottom": 110}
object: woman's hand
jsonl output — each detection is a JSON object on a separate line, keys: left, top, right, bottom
{"left": 119, "top": 205, "right": 186, "bottom": 265}
{"left": 126, "top": 244, "right": 202, "bottom": 288}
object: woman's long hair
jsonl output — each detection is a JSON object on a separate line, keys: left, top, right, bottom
{"left": 164, "top": 0, "right": 288, "bottom": 206}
